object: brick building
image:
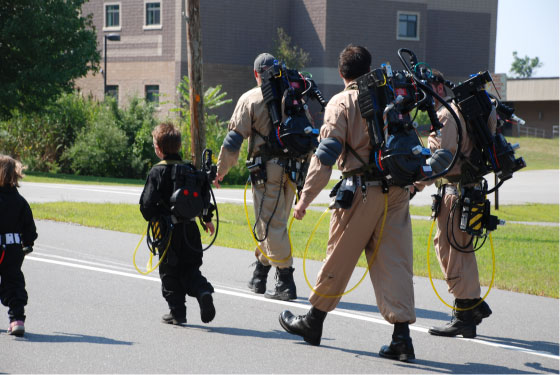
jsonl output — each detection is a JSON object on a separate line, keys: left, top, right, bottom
{"left": 76, "top": 0, "right": 498, "bottom": 120}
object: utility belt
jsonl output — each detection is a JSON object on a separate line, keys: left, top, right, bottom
{"left": 0, "top": 233, "right": 22, "bottom": 246}
{"left": 329, "top": 174, "right": 387, "bottom": 210}
{"left": 246, "top": 154, "right": 308, "bottom": 190}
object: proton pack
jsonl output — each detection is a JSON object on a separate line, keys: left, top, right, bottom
{"left": 168, "top": 149, "right": 217, "bottom": 222}
{"left": 260, "top": 60, "right": 327, "bottom": 158}
{"left": 352, "top": 48, "right": 462, "bottom": 188}
{"left": 451, "top": 71, "right": 526, "bottom": 188}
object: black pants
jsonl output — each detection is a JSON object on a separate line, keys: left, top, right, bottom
{"left": 158, "top": 221, "right": 213, "bottom": 319}
{"left": 0, "top": 245, "right": 27, "bottom": 322}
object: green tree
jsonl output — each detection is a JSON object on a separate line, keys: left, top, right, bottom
{"left": 509, "top": 51, "right": 543, "bottom": 78}
{"left": 272, "top": 27, "right": 310, "bottom": 70}
{"left": 0, "top": 0, "right": 100, "bottom": 118}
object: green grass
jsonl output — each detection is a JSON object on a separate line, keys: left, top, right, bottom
{"left": 30, "top": 201, "right": 559, "bottom": 298}
{"left": 419, "top": 136, "right": 558, "bottom": 171}
{"left": 409, "top": 204, "right": 559, "bottom": 223}
{"left": 25, "top": 171, "right": 145, "bottom": 186}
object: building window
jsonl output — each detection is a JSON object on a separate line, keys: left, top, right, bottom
{"left": 104, "top": 3, "right": 121, "bottom": 30}
{"left": 106, "top": 85, "right": 119, "bottom": 104}
{"left": 145, "top": 85, "right": 159, "bottom": 104}
{"left": 145, "top": 2, "right": 161, "bottom": 26}
{"left": 397, "top": 12, "right": 419, "bottom": 40}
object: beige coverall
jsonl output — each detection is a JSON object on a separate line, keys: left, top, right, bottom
{"left": 428, "top": 102, "right": 496, "bottom": 299}
{"left": 298, "top": 84, "right": 416, "bottom": 324}
{"left": 217, "top": 87, "right": 295, "bottom": 268}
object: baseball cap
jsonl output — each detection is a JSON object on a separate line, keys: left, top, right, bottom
{"left": 254, "top": 53, "right": 275, "bottom": 73}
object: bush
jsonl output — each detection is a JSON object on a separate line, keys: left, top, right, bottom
{"left": 63, "top": 106, "right": 130, "bottom": 177}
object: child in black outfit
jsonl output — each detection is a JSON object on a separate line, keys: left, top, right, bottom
{"left": 140, "top": 122, "right": 216, "bottom": 325}
{"left": 0, "top": 155, "right": 37, "bottom": 336}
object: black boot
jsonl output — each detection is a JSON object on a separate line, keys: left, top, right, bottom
{"left": 428, "top": 299, "right": 477, "bottom": 338}
{"left": 247, "top": 261, "right": 271, "bottom": 294}
{"left": 197, "top": 292, "right": 216, "bottom": 324}
{"left": 379, "top": 323, "right": 415, "bottom": 362}
{"left": 471, "top": 298, "right": 492, "bottom": 325}
{"left": 265, "top": 267, "right": 297, "bottom": 301}
{"left": 279, "top": 307, "right": 327, "bottom": 346}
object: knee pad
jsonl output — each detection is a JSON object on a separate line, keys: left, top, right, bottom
{"left": 223, "top": 130, "right": 244, "bottom": 151}
{"left": 315, "top": 137, "right": 342, "bottom": 166}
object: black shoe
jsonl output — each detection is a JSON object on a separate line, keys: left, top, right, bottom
{"left": 161, "top": 313, "right": 186, "bottom": 325}
{"left": 428, "top": 299, "right": 477, "bottom": 338}
{"left": 472, "top": 299, "right": 492, "bottom": 325}
{"left": 379, "top": 334, "right": 415, "bottom": 362}
{"left": 198, "top": 292, "right": 216, "bottom": 324}
{"left": 279, "top": 310, "right": 323, "bottom": 346}
{"left": 247, "top": 261, "right": 271, "bottom": 294}
{"left": 265, "top": 267, "right": 297, "bottom": 301}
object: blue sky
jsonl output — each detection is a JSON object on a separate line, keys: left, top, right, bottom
{"left": 495, "top": 0, "right": 559, "bottom": 77}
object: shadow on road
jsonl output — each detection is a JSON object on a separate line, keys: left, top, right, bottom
{"left": 337, "top": 300, "right": 450, "bottom": 321}
{"left": 16, "top": 331, "right": 133, "bottom": 345}
{"left": 478, "top": 334, "right": 559, "bottom": 356}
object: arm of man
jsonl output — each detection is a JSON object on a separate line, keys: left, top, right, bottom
{"left": 294, "top": 99, "right": 347, "bottom": 219}
{"left": 215, "top": 94, "right": 254, "bottom": 187}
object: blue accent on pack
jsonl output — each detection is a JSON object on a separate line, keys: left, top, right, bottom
{"left": 223, "top": 130, "right": 244, "bottom": 151}
{"left": 315, "top": 137, "right": 342, "bottom": 166}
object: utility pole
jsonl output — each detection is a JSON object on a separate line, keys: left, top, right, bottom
{"left": 186, "top": 0, "right": 204, "bottom": 168}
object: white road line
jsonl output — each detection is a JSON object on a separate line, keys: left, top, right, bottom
{"left": 26, "top": 255, "right": 559, "bottom": 361}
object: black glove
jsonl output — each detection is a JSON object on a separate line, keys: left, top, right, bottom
{"left": 22, "top": 246, "right": 33, "bottom": 256}
{"left": 409, "top": 186, "right": 418, "bottom": 200}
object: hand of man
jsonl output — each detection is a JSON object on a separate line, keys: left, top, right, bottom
{"left": 213, "top": 173, "right": 224, "bottom": 189}
{"left": 293, "top": 201, "right": 308, "bottom": 220}
{"left": 203, "top": 221, "right": 215, "bottom": 236}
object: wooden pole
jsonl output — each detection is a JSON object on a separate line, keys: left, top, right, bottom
{"left": 186, "top": 0, "right": 204, "bottom": 168}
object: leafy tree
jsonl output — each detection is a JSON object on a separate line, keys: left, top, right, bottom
{"left": 509, "top": 51, "right": 543, "bottom": 78}
{"left": 0, "top": 0, "right": 100, "bottom": 118}
{"left": 273, "top": 27, "right": 310, "bottom": 70}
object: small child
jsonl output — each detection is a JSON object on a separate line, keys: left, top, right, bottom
{"left": 0, "top": 155, "right": 37, "bottom": 337}
{"left": 139, "top": 122, "right": 216, "bottom": 325}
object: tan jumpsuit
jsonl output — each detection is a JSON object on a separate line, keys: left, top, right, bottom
{"left": 428, "top": 102, "right": 496, "bottom": 299}
{"left": 299, "top": 84, "right": 416, "bottom": 324}
{"left": 217, "top": 87, "right": 295, "bottom": 268}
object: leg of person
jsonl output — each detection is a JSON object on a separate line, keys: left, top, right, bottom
{"left": 252, "top": 161, "right": 297, "bottom": 300}
{"left": 159, "top": 247, "right": 187, "bottom": 325}
{"left": 247, "top": 251, "right": 271, "bottom": 294}
{"left": 428, "top": 191, "right": 485, "bottom": 338}
{"left": 181, "top": 222, "right": 216, "bottom": 324}
{"left": 0, "top": 247, "right": 27, "bottom": 336}
{"left": 280, "top": 189, "right": 376, "bottom": 345}
{"left": 369, "top": 187, "right": 416, "bottom": 362}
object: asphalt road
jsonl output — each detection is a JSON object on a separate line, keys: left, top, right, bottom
{"left": 1, "top": 221, "right": 558, "bottom": 374}
{"left": 3, "top": 169, "right": 558, "bottom": 373}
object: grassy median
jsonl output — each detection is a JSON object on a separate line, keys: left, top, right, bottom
{"left": 30, "top": 201, "right": 558, "bottom": 298}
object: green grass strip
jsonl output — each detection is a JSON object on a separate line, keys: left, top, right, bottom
{"left": 30, "top": 202, "right": 558, "bottom": 298}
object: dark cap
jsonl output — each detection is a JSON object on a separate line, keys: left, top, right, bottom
{"left": 254, "top": 53, "right": 275, "bottom": 74}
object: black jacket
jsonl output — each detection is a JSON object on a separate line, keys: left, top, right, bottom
{"left": 0, "top": 186, "right": 37, "bottom": 247}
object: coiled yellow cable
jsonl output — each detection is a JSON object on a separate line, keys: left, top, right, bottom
{"left": 132, "top": 225, "right": 172, "bottom": 275}
{"left": 243, "top": 177, "right": 297, "bottom": 264}
{"left": 302, "top": 194, "right": 388, "bottom": 298}
{"left": 426, "top": 219, "right": 495, "bottom": 311}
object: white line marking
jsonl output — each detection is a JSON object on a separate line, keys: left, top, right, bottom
{"left": 25, "top": 255, "right": 559, "bottom": 361}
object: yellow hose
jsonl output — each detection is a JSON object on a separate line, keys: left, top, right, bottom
{"left": 243, "top": 177, "right": 297, "bottom": 264}
{"left": 426, "top": 219, "right": 495, "bottom": 311}
{"left": 132, "top": 225, "right": 172, "bottom": 275}
{"left": 302, "top": 194, "right": 388, "bottom": 298}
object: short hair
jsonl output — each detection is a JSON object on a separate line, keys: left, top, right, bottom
{"left": 152, "top": 122, "right": 182, "bottom": 156}
{"left": 430, "top": 68, "right": 446, "bottom": 86}
{"left": 338, "top": 44, "right": 371, "bottom": 81}
{"left": 0, "top": 155, "right": 24, "bottom": 188}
